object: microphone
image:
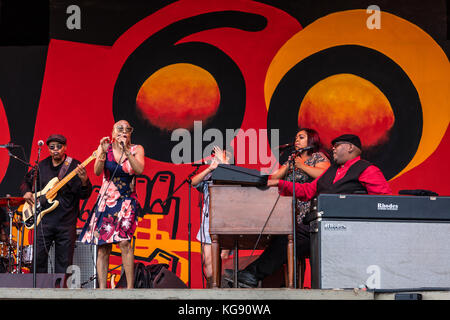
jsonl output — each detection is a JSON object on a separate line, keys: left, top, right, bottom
{"left": 0, "top": 143, "right": 21, "bottom": 149}
{"left": 291, "top": 145, "right": 313, "bottom": 156}
{"left": 276, "top": 143, "right": 294, "bottom": 150}
{"left": 37, "top": 140, "right": 44, "bottom": 147}
{"left": 300, "top": 146, "right": 313, "bottom": 152}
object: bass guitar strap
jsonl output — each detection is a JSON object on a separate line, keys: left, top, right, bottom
{"left": 58, "top": 156, "right": 73, "bottom": 180}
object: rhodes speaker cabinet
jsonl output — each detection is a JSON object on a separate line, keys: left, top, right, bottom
{"left": 48, "top": 241, "right": 97, "bottom": 288}
{"left": 310, "top": 194, "right": 450, "bottom": 290}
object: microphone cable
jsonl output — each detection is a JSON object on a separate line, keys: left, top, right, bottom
{"left": 248, "top": 193, "right": 281, "bottom": 259}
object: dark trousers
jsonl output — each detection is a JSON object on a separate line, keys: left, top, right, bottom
{"left": 244, "top": 223, "right": 310, "bottom": 280}
{"left": 35, "top": 222, "right": 76, "bottom": 274}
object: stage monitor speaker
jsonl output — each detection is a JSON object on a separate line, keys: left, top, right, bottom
{"left": 152, "top": 267, "right": 188, "bottom": 289}
{"left": 48, "top": 241, "right": 97, "bottom": 288}
{"left": 116, "top": 263, "right": 187, "bottom": 289}
{"left": 310, "top": 219, "right": 450, "bottom": 290}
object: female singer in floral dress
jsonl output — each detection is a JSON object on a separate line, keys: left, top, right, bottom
{"left": 80, "top": 120, "right": 145, "bottom": 289}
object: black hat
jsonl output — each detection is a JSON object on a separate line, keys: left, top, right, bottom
{"left": 331, "top": 134, "right": 362, "bottom": 150}
{"left": 46, "top": 134, "right": 67, "bottom": 145}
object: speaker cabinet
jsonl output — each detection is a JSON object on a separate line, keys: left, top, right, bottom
{"left": 310, "top": 219, "right": 450, "bottom": 290}
{"left": 48, "top": 241, "right": 97, "bottom": 288}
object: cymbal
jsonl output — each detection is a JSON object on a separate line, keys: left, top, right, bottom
{"left": 0, "top": 197, "right": 25, "bottom": 207}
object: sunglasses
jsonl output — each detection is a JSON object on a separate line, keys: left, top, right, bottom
{"left": 114, "top": 125, "right": 134, "bottom": 134}
{"left": 48, "top": 143, "right": 63, "bottom": 150}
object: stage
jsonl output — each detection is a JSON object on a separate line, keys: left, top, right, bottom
{"left": 0, "top": 288, "right": 448, "bottom": 300}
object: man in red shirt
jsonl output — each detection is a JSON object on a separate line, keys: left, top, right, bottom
{"left": 272, "top": 133, "right": 392, "bottom": 197}
{"left": 225, "top": 134, "right": 391, "bottom": 288}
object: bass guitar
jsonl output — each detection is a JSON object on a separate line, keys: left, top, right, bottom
{"left": 22, "top": 151, "right": 97, "bottom": 229}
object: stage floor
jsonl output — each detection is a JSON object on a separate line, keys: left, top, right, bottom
{"left": 0, "top": 288, "right": 449, "bottom": 300}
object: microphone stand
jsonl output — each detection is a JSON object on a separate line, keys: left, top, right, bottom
{"left": 288, "top": 152, "right": 297, "bottom": 289}
{"left": 32, "top": 144, "right": 42, "bottom": 288}
{"left": 6, "top": 147, "right": 36, "bottom": 279}
{"left": 161, "top": 164, "right": 201, "bottom": 288}
{"left": 6, "top": 200, "right": 14, "bottom": 273}
{"left": 286, "top": 146, "right": 312, "bottom": 288}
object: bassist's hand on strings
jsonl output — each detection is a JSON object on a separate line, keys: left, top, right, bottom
{"left": 75, "top": 164, "right": 88, "bottom": 186}
{"left": 24, "top": 191, "right": 34, "bottom": 206}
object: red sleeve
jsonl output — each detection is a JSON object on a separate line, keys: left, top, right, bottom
{"left": 277, "top": 178, "right": 318, "bottom": 201}
{"left": 359, "top": 165, "right": 392, "bottom": 195}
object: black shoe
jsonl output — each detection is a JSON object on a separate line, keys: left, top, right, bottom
{"left": 223, "top": 269, "right": 258, "bottom": 288}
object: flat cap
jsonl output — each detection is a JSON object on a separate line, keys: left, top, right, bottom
{"left": 46, "top": 134, "right": 67, "bottom": 145}
{"left": 331, "top": 134, "right": 362, "bottom": 150}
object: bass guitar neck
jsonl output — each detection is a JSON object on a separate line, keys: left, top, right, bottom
{"left": 22, "top": 150, "right": 97, "bottom": 229}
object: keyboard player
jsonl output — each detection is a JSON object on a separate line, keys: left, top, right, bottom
{"left": 226, "top": 133, "right": 391, "bottom": 288}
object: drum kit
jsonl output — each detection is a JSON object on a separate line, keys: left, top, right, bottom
{"left": 0, "top": 196, "right": 34, "bottom": 273}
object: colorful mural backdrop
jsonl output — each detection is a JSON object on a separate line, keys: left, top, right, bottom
{"left": 0, "top": 0, "right": 448, "bottom": 288}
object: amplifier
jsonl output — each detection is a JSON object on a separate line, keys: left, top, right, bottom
{"left": 48, "top": 241, "right": 97, "bottom": 288}
{"left": 310, "top": 194, "right": 450, "bottom": 289}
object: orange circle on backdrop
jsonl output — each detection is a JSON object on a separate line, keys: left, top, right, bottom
{"left": 136, "top": 63, "right": 220, "bottom": 131}
{"left": 299, "top": 73, "right": 395, "bottom": 148}
{"left": 265, "top": 10, "right": 450, "bottom": 179}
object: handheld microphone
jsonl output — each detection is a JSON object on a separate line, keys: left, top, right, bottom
{"left": 300, "top": 146, "right": 313, "bottom": 152}
{"left": 37, "top": 140, "right": 44, "bottom": 147}
{"left": 0, "top": 143, "right": 21, "bottom": 149}
{"left": 276, "top": 143, "right": 294, "bottom": 150}
{"left": 291, "top": 145, "right": 313, "bottom": 156}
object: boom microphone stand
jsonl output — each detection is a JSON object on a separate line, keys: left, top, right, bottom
{"left": 161, "top": 164, "right": 201, "bottom": 288}
{"left": 5, "top": 144, "right": 39, "bottom": 282}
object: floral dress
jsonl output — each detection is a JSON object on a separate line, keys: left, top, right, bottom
{"left": 79, "top": 145, "right": 140, "bottom": 245}
{"left": 284, "top": 152, "right": 329, "bottom": 225}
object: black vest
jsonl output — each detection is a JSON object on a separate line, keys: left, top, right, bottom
{"left": 316, "top": 159, "right": 372, "bottom": 195}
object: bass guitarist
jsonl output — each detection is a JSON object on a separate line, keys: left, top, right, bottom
{"left": 20, "top": 134, "right": 92, "bottom": 274}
